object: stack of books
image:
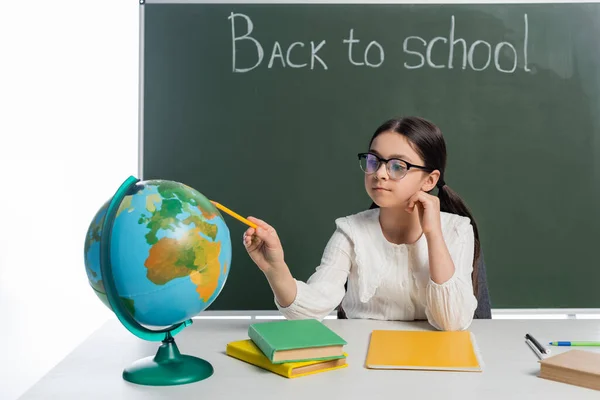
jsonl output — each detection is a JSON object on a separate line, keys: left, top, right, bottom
{"left": 226, "top": 318, "right": 348, "bottom": 378}
{"left": 538, "top": 349, "right": 600, "bottom": 391}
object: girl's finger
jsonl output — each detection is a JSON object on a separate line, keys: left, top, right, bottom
{"left": 407, "top": 192, "right": 420, "bottom": 209}
{"left": 415, "top": 191, "right": 432, "bottom": 206}
{"left": 253, "top": 227, "right": 279, "bottom": 249}
{"left": 246, "top": 234, "right": 261, "bottom": 249}
{"left": 247, "top": 216, "right": 271, "bottom": 229}
{"left": 248, "top": 216, "right": 279, "bottom": 237}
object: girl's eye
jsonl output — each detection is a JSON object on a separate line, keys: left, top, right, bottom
{"left": 366, "top": 156, "right": 379, "bottom": 171}
{"left": 390, "top": 162, "right": 406, "bottom": 173}
{"left": 388, "top": 161, "right": 408, "bottom": 178}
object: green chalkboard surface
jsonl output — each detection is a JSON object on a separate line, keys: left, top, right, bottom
{"left": 141, "top": 2, "right": 600, "bottom": 310}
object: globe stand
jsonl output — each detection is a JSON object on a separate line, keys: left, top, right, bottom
{"left": 122, "top": 332, "right": 213, "bottom": 386}
{"left": 100, "top": 176, "right": 214, "bottom": 386}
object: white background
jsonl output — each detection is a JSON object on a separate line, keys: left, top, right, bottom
{"left": 0, "top": 1, "right": 138, "bottom": 398}
{"left": 1, "top": 1, "right": 598, "bottom": 399}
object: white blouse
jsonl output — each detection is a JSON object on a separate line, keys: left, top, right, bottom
{"left": 275, "top": 208, "right": 478, "bottom": 331}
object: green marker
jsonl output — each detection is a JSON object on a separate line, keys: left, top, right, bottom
{"left": 548, "top": 341, "right": 600, "bottom": 346}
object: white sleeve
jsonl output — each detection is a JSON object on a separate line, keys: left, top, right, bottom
{"left": 425, "top": 221, "right": 478, "bottom": 331}
{"left": 275, "top": 222, "right": 353, "bottom": 321}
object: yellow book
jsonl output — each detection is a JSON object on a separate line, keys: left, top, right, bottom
{"left": 226, "top": 339, "right": 348, "bottom": 378}
{"left": 365, "top": 330, "right": 483, "bottom": 372}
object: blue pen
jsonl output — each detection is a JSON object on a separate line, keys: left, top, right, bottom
{"left": 548, "top": 341, "right": 600, "bottom": 346}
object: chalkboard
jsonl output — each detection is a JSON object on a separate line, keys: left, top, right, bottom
{"left": 141, "top": 1, "right": 600, "bottom": 310}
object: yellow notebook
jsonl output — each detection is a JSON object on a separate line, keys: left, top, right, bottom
{"left": 365, "top": 330, "right": 482, "bottom": 372}
{"left": 226, "top": 339, "right": 348, "bottom": 378}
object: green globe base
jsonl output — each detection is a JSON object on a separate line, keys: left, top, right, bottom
{"left": 123, "top": 334, "right": 213, "bottom": 386}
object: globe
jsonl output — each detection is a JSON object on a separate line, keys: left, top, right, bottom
{"left": 83, "top": 176, "right": 232, "bottom": 385}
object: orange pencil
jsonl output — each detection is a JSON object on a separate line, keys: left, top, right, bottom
{"left": 210, "top": 201, "right": 258, "bottom": 229}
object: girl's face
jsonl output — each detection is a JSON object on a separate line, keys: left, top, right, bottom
{"left": 364, "top": 131, "right": 439, "bottom": 208}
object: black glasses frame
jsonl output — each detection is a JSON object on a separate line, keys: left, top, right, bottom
{"left": 357, "top": 152, "right": 433, "bottom": 179}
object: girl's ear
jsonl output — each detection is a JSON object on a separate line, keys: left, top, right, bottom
{"left": 421, "top": 170, "right": 440, "bottom": 192}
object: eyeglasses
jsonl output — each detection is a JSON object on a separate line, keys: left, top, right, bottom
{"left": 357, "top": 152, "right": 433, "bottom": 180}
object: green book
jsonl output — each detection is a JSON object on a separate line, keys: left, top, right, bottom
{"left": 248, "top": 319, "right": 347, "bottom": 364}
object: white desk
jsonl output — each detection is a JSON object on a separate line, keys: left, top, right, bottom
{"left": 20, "top": 318, "right": 600, "bottom": 399}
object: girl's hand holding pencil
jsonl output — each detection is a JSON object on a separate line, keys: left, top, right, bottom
{"left": 242, "top": 216, "right": 286, "bottom": 275}
{"left": 210, "top": 201, "right": 285, "bottom": 274}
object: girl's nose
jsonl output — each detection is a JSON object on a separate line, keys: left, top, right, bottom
{"left": 375, "top": 163, "right": 388, "bottom": 180}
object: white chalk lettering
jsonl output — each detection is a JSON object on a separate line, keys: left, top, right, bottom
{"left": 468, "top": 40, "right": 492, "bottom": 71}
{"left": 427, "top": 37, "right": 447, "bottom": 69}
{"left": 448, "top": 16, "right": 467, "bottom": 69}
{"left": 228, "top": 12, "right": 264, "bottom": 73}
{"left": 494, "top": 42, "right": 517, "bottom": 73}
{"left": 286, "top": 42, "right": 307, "bottom": 68}
{"left": 403, "top": 36, "right": 426, "bottom": 69}
{"left": 365, "top": 41, "right": 385, "bottom": 67}
{"left": 228, "top": 12, "right": 532, "bottom": 74}
{"left": 268, "top": 41, "right": 286, "bottom": 68}
{"left": 228, "top": 13, "right": 327, "bottom": 72}
{"left": 404, "top": 14, "right": 530, "bottom": 73}
{"left": 343, "top": 29, "right": 364, "bottom": 66}
{"left": 311, "top": 40, "right": 328, "bottom": 70}
{"left": 343, "top": 30, "right": 384, "bottom": 67}
{"left": 524, "top": 13, "right": 530, "bottom": 72}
